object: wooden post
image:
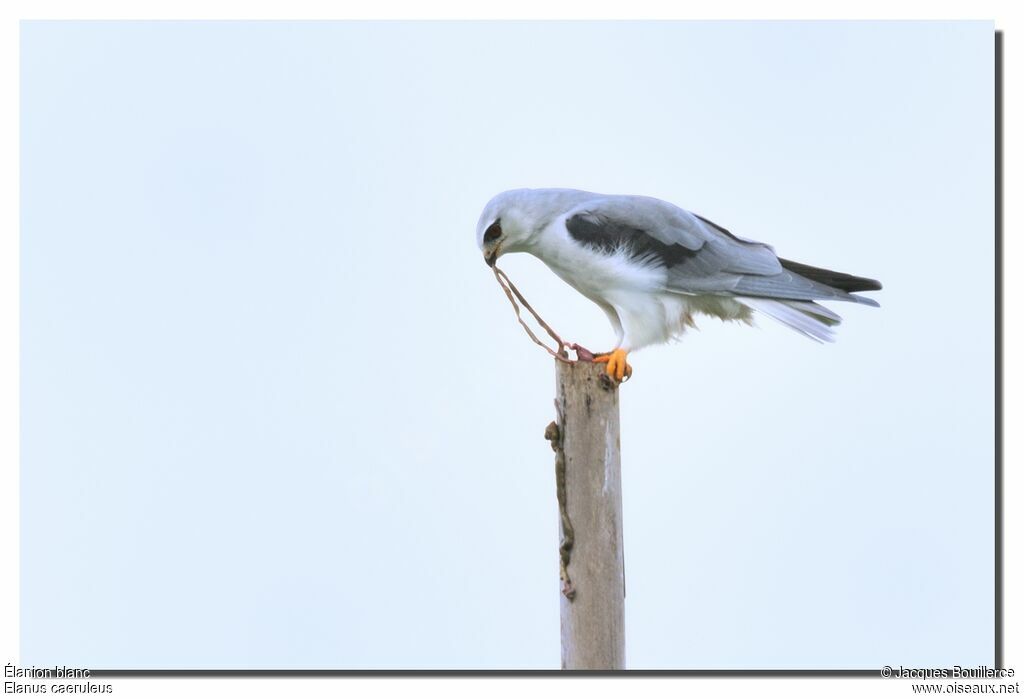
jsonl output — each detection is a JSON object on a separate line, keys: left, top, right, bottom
{"left": 548, "top": 359, "right": 625, "bottom": 670}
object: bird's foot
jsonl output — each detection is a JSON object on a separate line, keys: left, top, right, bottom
{"left": 593, "top": 348, "right": 632, "bottom": 382}
{"left": 568, "top": 343, "right": 596, "bottom": 362}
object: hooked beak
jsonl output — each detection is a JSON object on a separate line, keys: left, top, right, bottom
{"left": 484, "top": 243, "right": 501, "bottom": 267}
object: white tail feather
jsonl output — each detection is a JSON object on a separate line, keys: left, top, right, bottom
{"left": 782, "top": 299, "right": 842, "bottom": 324}
{"left": 737, "top": 297, "right": 839, "bottom": 343}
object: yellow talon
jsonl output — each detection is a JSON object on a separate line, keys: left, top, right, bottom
{"left": 593, "top": 349, "right": 632, "bottom": 382}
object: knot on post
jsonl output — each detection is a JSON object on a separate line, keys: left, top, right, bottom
{"left": 545, "top": 420, "right": 575, "bottom": 601}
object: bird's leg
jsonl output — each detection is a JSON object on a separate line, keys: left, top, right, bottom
{"left": 593, "top": 348, "right": 632, "bottom": 382}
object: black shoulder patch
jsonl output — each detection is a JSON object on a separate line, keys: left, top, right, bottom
{"left": 566, "top": 213, "right": 701, "bottom": 268}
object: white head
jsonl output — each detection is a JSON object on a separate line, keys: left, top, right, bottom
{"left": 475, "top": 189, "right": 535, "bottom": 268}
{"left": 475, "top": 188, "right": 589, "bottom": 267}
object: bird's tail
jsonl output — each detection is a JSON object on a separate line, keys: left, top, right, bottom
{"left": 777, "top": 258, "right": 882, "bottom": 293}
{"left": 737, "top": 297, "right": 842, "bottom": 343}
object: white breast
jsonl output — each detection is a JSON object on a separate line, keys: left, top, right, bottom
{"left": 527, "top": 220, "right": 680, "bottom": 350}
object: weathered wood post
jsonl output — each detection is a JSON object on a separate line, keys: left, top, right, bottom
{"left": 546, "top": 359, "right": 625, "bottom": 670}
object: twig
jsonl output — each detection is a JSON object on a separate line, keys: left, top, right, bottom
{"left": 492, "top": 266, "right": 577, "bottom": 363}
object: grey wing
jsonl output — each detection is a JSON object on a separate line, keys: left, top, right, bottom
{"left": 564, "top": 195, "right": 878, "bottom": 305}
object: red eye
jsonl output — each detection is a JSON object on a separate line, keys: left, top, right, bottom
{"left": 484, "top": 220, "right": 502, "bottom": 243}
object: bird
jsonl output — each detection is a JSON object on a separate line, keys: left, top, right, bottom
{"left": 477, "top": 188, "right": 881, "bottom": 381}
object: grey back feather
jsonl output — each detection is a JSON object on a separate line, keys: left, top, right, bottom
{"left": 562, "top": 194, "right": 879, "bottom": 305}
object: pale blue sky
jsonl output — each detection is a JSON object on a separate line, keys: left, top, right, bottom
{"left": 21, "top": 21, "right": 994, "bottom": 669}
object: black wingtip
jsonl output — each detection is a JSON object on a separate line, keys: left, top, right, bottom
{"left": 779, "top": 258, "right": 882, "bottom": 294}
